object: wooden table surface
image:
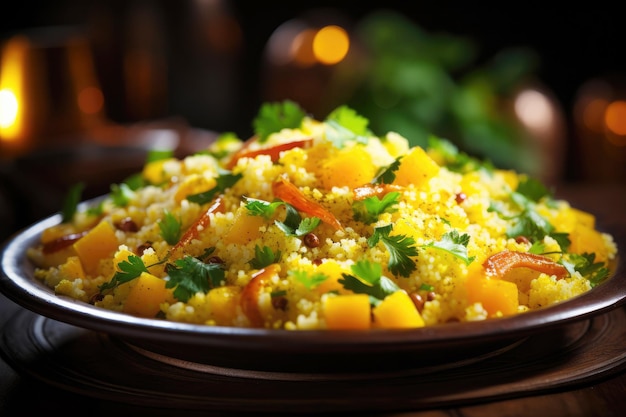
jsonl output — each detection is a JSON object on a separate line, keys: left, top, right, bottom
{"left": 1, "top": 182, "right": 625, "bottom": 417}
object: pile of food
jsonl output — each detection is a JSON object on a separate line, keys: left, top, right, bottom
{"left": 28, "top": 101, "right": 617, "bottom": 330}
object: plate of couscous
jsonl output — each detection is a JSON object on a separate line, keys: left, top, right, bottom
{"left": 1, "top": 101, "right": 623, "bottom": 374}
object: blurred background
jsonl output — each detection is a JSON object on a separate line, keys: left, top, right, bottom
{"left": 1, "top": 1, "right": 625, "bottom": 241}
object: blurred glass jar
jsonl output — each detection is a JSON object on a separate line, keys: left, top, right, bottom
{"left": 573, "top": 74, "right": 626, "bottom": 182}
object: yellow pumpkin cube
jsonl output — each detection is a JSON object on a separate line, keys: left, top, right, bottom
{"left": 324, "top": 294, "right": 371, "bottom": 329}
{"left": 373, "top": 290, "right": 425, "bottom": 328}
{"left": 123, "top": 272, "right": 174, "bottom": 318}
{"left": 73, "top": 221, "right": 118, "bottom": 276}
{"left": 393, "top": 146, "right": 440, "bottom": 187}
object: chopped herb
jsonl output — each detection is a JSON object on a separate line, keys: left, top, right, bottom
{"left": 245, "top": 197, "right": 321, "bottom": 237}
{"left": 368, "top": 224, "right": 418, "bottom": 277}
{"left": 423, "top": 230, "right": 475, "bottom": 265}
{"left": 99, "top": 254, "right": 149, "bottom": 291}
{"left": 338, "top": 260, "right": 400, "bottom": 305}
{"left": 372, "top": 157, "right": 402, "bottom": 185}
{"left": 187, "top": 170, "right": 242, "bottom": 205}
{"left": 249, "top": 245, "right": 282, "bottom": 269}
{"left": 158, "top": 210, "right": 182, "bottom": 245}
{"left": 165, "top": 255, "right": 225, "bottom": 302}
{"left": 244, "top": 197, "right": 284, "bottom": 219}
{"left": 146, "top": 149, "right": 174, "bottom": 164}
{"left": 427, "top": 135, "right": 490, "bottom": 173}
{"left": 289, "top": 270, "right": 328, "bottom": 289}
{"left": 110, "top": 183, "right": 135, "bottom": 207}
{"left": 515, "top": 176, "right": 551, "bottom": 202}
{"left": 562, "top": 253, "right": 610, "bottom": 288}
{"left": 353, "top": 191, "right": 400, "bottom": 224}
{"left": 253, "top": 100, "right": 306, "bottom": 143}
{"left": 324, "top": 105, "right": 371, "bottom": 148}
{"left": 61, "top": 182, "right": 85, "bottom": 223}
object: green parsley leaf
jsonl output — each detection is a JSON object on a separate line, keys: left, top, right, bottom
{"left": 244, "top": 197, "right": 284, "bottom": 218}
{"left": 165, "top": 256, "right": 225, "bottom": 302}
{"left": 372, "top": 157, "right": 402, "bottom": 185}
{"left": 146, "top": 149, "right": 174, "bottom": 164}
{"left": 61, "top": 182, "right": 85, "bottom": 223}
{"left": 516, "top": 177, "right": 551, "bottom": 202}
{"left": 99, "top": 254, "right": 149, "bottom": 291}
{"left": 249, "top": 245, "right": 282, "bottom": 269}
{"left": 353, "top": 191, "right": 400, "bottom": 224}
{"left": 423, "top": 230, "right": 475, "bottom": 265}
{"left": 253, "top": 100, "right": 306, "bottom": 143}
{"left": 326, "top": 105, "right": 370, "bottom": 136}
{"left": 158, "top": 210, "right": 182, "bottom": 245}
{"left": 338, "top": 260, "right": 400, "bottom": 305}
{"left": 187, "top": 170, "right": 242, "bottom": 205}
{"left": 562, "top": 253, "right": 609, "bottom": 288}
{"left": 110, "top": 183, "right": 135, "bottom": 207}
{"left": 289, "top": 270, "right": 328, "bottom": 289}
{"left": 368, "top": 224, "right": 418, "bottom": 277}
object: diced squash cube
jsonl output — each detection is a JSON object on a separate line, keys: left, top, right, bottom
{"left": 315, "top": 260, "right": 350, "bottom": 294}
{"left": 569, "top": 223, "right": 609, "bottom": 263}
{"left": 73, "top": 221, "right": 118, "bottom": 276}
{"left": 142, "top": 158, "right": 178, "bottom": 185}
{"left": 373, "top": 290, "right": 425, "bottom": 328}
{"left": 393, "top": 146, "right": 440, "bottom": 187}
{"left": 174, "top": 174, "right": 217, "bottom": 204}
{"left": 208, "top": 285, "right": 242, "bottom": 325}
{"left": 223, "top": 208, "right": 266, "bottom": 245}
{"left": 123, "top": 272, "right": 174, "bottom": 318}
{"left": 466, "top": 264, "right": 519, "bottom": 316}
{"left": 324, "top": 294, "right": 371, "bottom": 330}
{"left": 318, "top": 145, "right": 377, "bottom": 189}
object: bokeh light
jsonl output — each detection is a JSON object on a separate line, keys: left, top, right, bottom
{"left": 312, "top": 25, "right": 350, "bottom": 65}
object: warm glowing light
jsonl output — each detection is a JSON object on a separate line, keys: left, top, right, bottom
{"left": 312, "top": 25, "right": 349, "bottom": 65}
{"left": 582, "top": 98, "right": 609, "bottom": 133}
{"left": 605, "top": 100, "right": 626, "bottom": 146}
{"left": 77, "top": 86, "right": 104, "bottom": 115}
{"left": 290, "top": 28, "right": 317, "bottom": 67}
{"left": 0, "top": 89, "right": 18, "bottom": 128}
{"left": 513, "top": 89, "right": 554, "bottom": 137}
{"left": 0, "top": 36, "right": 28, "bottom": 143}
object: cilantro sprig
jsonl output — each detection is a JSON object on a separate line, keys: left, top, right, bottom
{"left": 338, "top": 260, "right": 400, "bottom": 306}
{"left": 353, "top": 191, "right": 400, "bottom": 224}
{"left": 562, "top": 252, "right": 610, "bottom": 288}
{"left": 368, "top": 224, "right": 418, "bottom": 277}
{"left": 324, "top": 105, "right": 371, "bottom": 148}
{"left": 61, "top": 182, "right": 85, "bottom": 223}
{"left": 165, "top": 255, "right": 225, "bottom": 302}
{"left": 158, "top": 210, "right": 182, "bottom": 245}
{"left": 253, "top": 100, "right": 306, "bottom": 143}
{"left": 423, "top": 230, "right": 475, "bottom": 265}
{"left": 249, "top": 245, "right": 282, "bottom": 269}
{"left": 244, "top": 197, "right": 321, "bottom": 237}
{"left": 187, "top": 170, "right": 242, "bottom": 205}
{"left": 99, "top": 254, "right": 150, "bottom": 292}
{"left": 290, "top": 270, "right": 328, "bottom": 289}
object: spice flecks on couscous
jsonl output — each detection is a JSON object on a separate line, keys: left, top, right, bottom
{"left": 27, "top": 101, "right": 618, "bottom": 330}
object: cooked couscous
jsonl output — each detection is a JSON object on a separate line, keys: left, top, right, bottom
{"left": 27, "top": 101, "right": 618, "bottom": 330}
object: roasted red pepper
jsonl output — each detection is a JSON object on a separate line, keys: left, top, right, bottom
{"left": 272, "top": 175, "right": 343, "bottom": 231}
{"left": 483, "top": 250, "right": 568, "bottom": 280}
{"left": 226, "top": 138, "right": 314, "bottom": 169}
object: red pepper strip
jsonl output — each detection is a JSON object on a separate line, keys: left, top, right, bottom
{"left": 226, "top": 138, "right": 314, "bottom": 170}
{"left": 272, "top": 176, "right": 343, "bottom": 231}
{"left": 42, "top": 231, "right": 89, "bottom": 254}
{"left": 483, "top": 250, "right": 568, "bottom": 280}
{"left": 171, "top": 197, "right": 225, "bottom": 253}
{"left": 240, "top": 263, "right": 281, "bottom": 328}
{"left": 353, "top": 183, "right": 404, "bottom": 201}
